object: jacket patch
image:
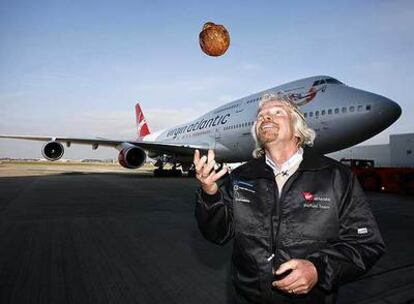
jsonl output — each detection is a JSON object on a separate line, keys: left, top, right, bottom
{"left": 234, "top": 181, "right": 256, "bottom": 193}
{"left": 303, "top": 192, "right": 314, "bottom": 201}
{"left": 358, "top": 227, "right": 368, "bottom": 235}
{"left": 303, "top": 192, "right": 331, "bottom": 209}
{"left": 237, "top": 180, "right": 254, "bottom": 188}
{"left": 233, "top": 180, "right": 255, "bottom": 203}
{"left": 234, "top": 196, "right": 251, "bottom": 203}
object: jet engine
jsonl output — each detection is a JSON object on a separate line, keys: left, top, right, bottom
{"left": 42, "top": 141, "right": 64, "bottom": 161}
{"left": 118, "top": 145, "right": 147, "bottom": 169}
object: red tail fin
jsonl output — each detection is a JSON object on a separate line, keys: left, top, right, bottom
{"left": 135, "top": 103, "right": 151, "bottom": 139}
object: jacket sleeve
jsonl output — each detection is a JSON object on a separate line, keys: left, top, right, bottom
{"left": 307, "top": 172, "right": 386, "bottom": 291}
{"left": 194, "top": 174, "right": 235, "bottom": 245}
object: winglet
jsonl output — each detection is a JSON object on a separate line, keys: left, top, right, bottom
{"left": 135, "top": 103, "right": 151, "bottom": 139}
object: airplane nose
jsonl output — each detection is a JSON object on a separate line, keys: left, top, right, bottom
{"left": 390, "top": 99, "right": 402, "bottom": 120}
{"left": 378, "top": 97, "right": 402, "bottom": 125}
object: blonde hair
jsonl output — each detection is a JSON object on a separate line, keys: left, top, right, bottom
{"left": 252, "top": 93, "right": 316, "bottom": 158}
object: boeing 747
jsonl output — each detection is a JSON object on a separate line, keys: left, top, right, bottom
{"left": 0, "top": 75, "right": 401, "bottom": 176}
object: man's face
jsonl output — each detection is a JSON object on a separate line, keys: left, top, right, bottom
{"left": 255, "top": 101, "right": 295, "bottom": 146}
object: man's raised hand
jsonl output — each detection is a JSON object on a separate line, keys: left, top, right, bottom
{"left": 193, "top": 149, "right": 227, "bottom": 195}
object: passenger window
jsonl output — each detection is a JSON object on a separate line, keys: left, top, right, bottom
{"left": 328, "top": 109, "right": 332, "bottom": 115}
{"left": 366, "top": 105, "right": 371, "bottom": 111}
{"left": 342, "top": 107, "right": 347, "bottom": 113}
{"left": 321, "top": 110, "right": 326, "bottom": 115}
{"left": 358, "top": 105, "right": 363, "bottom": 112}
{"left": 309, "top": 112, "right": 313, "bottom": 117}
{"left": 350, "top": 106, "right": 355, "bottom": 112}
{"left": 315, "top": 111, "right": 319, "bottom": 117}
{"left": 304, "top": 113, "right": 307, "bottom": 118}
{"left": 334, "top": 108, "right": 339, "bottom": 114}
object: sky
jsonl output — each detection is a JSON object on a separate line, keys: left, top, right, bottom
{"left": 0, "top": 0, "right": 413, "bottom": 159}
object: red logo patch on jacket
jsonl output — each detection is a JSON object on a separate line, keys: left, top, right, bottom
{"left": 303, "top": 192, "right": 314, "bottom": 202}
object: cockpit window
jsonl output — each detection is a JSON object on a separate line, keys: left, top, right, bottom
{"left": 313, "top": 78, "right": 343, "bottom": 86}
{"left": 324, "top": 78, "right": 343, "bottom": 84}
{"left": 312, "top": 79, "right": 327, "bottom": 86}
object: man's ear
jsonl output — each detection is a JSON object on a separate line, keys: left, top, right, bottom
{"left": 294, "top": 135, "right": 301, "bottom": 146}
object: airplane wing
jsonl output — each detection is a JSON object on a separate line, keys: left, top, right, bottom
{"left": 0, "top": 134, "right": 209, "bottom": 156}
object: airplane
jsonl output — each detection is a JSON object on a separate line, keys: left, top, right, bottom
{"left": 0, "top": 75, "right": 402, "bottom": 176}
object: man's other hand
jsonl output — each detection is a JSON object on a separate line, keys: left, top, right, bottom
{"left": 272, "top": 259, "right": 318, "bottom": 295}
{"left": 193, "top": 149, "right": 227, "bottom": 195}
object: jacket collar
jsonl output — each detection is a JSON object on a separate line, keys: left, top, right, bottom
{"left": 236, "top": 147, "right": 331, "bottom": 180}
{"left": 299, "top": 147, "right": 331, "bottom": 171}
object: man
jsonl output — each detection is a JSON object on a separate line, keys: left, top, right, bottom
{"left": 193, "top": 94, "right": 385, "bottom": 303}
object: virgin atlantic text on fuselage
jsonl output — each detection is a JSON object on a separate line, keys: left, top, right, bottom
{"left": 166, "top": 113, "right": 231, "bottom": 138}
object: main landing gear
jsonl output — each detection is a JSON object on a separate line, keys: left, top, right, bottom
{"left": 153, "top": 159, "right": 183, "bottom": 177}
{"left": 152, "top": 158, "right": 200, "bottom": 177}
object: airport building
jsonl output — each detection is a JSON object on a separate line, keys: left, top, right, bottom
{"left": 328, "top": 133, "right": 414, "bottom": 168}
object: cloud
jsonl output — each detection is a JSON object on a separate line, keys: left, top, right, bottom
{"left": 239, "top": 63, "right": 262, "bottom": 72}
{"left": 0, "top": 91, "right": 29, "bottom": 102}
{"left": 0, "top": 106, "right": 202, "bottom": 159}
{"left": 61, "top": 106, "right": 202, "bottom": 139}
{"left": 134, "top": 74, "right": 233, "bottom": 96}
{"left": 144, "top": 108, "right": 200, "bottom": 131}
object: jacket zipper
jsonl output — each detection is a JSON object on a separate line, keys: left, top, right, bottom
{"left": 266, "top": 178, "right": 279, "bottom": 299}
{"left": 268, "top": 172, "right": 301, "bottom": 290}
{"left": 270, "top": 178, "right": 281, "bottom": 268}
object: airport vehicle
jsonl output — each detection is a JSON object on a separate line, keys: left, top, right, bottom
{"left": 340, "top": 159, "right": 414, "bottom": 194}
{"left": 0, "top": 75, "right": 402, "bottom": 176}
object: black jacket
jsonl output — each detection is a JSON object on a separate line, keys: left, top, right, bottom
{"left": 195, "top": 148, "right": 385, "bottom": 304}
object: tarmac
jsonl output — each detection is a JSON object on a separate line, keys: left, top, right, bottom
{"left": 0, "top": 164, "right": 413, "bottom": 304}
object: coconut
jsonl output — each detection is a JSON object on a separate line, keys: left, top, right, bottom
{"left": 199, "top": 22, "right": 230, "bottom": 57}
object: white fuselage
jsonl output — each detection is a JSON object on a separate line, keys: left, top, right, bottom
{"left": 144, "top": 76, "right": 401, "bottom": 163}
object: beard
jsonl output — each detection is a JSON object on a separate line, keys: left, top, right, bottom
{"left": 256, "top": 127, "right": 279, "bottom": 145}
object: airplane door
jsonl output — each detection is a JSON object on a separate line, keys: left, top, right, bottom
{"left": 214, "top": 127, "right": 221, "bottom": 149}
{"left": 238, "top": 131, "right": 254, "bottom": 160}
